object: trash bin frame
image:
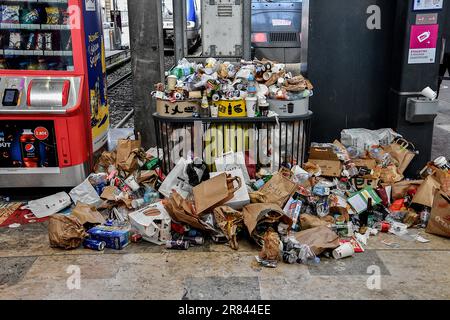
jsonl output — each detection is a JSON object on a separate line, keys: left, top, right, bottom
{"left": 153, "top": 112, "right": 313, "bottom": 174}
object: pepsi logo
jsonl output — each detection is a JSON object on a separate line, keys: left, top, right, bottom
{"left": 25, "top": 144, "right": 35, "bottom": 153}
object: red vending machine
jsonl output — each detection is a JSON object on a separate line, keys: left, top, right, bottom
{"left": 0, "top": 0, "right": 109, "bottom": 187}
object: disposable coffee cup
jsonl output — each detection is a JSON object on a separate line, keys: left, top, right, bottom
{"left": 259, "top": 103, "right": 269, "bottom": 117}
{"left": 131, "top": 198, "right": 145, "bottom": 209}
{"left": 125, "top": 175, "right": 141, "bottom": 192}
{"left": 246, "top": 96, "right": 257, "bottom": 118}
{"left": 332, "top": 242, "right": 355, "bottom": 259}
{"left": 421, "top": 86, "right": 437, "bottom": 100}
{"left": 167, "top": 75, "right": 177, "bottom": 91}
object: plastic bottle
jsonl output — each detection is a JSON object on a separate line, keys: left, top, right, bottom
{"left": 420, "top": 207, "right": 431, "bottom": 228}
{"left": 247, "top": 74, "right": 257, "bottom": 96}
{"left": 20, "top": 129, "right": 39, "bottom": 168}
{"left": 199, "top": 93, "right": 210, "bottom": 117}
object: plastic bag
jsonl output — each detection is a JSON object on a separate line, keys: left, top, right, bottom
{"left": 341, "top": 128, "right": 401, "bottom": 154}
{"left": 69, "top": 178, "right": 103, "bottom": 207}
{"left": 158, "top": 158, "right": 193, "bottom": 199}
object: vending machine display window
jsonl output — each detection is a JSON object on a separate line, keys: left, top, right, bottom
{"left": 0, "top": 0, "right": 74, "bottom": 71}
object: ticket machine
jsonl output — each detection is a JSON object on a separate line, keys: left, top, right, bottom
{"left": 0, "top": 0, "right": 109, "bottom": 187}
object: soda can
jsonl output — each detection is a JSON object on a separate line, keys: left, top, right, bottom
{"left": 166, "top": 240, "right": 189, "bottom": 250}
{"left": 182, "top": 236, "right": 204, "bottom": 245}
{"left": 131, "top": 233, "right": 143, "bottom": 243}
{"left": 83, "top": 238, "right": 106, "bottom": 251}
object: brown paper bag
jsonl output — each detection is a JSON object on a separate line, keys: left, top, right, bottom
{"left": 383, "top": 138, "right": 416, "bottom": 174}
{"left": 100, "top": 186, "right": 120, "bottom": 201}
{"left": 259, "top": 231, "right": 281, "bottom": 261}
{"left": 412, "top": 175, "right": 441, "bottom": 208}
{"left": 391, "top": 180, "right": 424, "bottom": 200}
{"left": 164, "top": 191, "right": 209, "bottom": 231}
{"left": 243, "top": 203, "right": 292, "bottom": 246}
{"left": 213, "top": 206, "right": 244, "bottom": 250}
{"left": 380, "top": 164, "right": 404, "bottom": 184}
{"left": 300, "top": 214, "right": 331, "bottom": 230}
{"left": 71, "top": 202, "right": 106, "bottom": 226}
{"left": 294, "top": 226, "right": 340, "bottom": 255}
{"left": 193, "top": 173, "right": 242, "bottom": 215}
{"left": 116, "top": 134, "right": 142, "bottom": 173}
{"left": 426, "top": 192, "right": 450, "bottom": 238}
{"left": 259, "top": 173, "right": 297, "bottom": 207}
{"left": 48, "top": 215, "right": 87, "bottom": 250}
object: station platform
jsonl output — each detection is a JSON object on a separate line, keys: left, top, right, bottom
{"left": 105, "top": 49, "right": 131, "bottom": 71}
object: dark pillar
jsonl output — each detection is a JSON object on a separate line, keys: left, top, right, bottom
{"left": 389, "top": 0, "right": 448, "bottom": 175}
{"left": 128, "top": 0, "right": 164, "bottom": 148}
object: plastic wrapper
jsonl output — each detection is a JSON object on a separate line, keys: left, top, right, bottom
{"left": 341, "top": 128, "right": 401, "bottom": 155}
{"left": 60, "top": 8, "right": 70, "bottom": 25}
{"left": 21, "top": 8, "right": 40, "bottom": 24}
{"left": 8, "top": 32, "right": 21, "bottom": 49}
{"left": 46, "top": 7, "right": 60, "bottom": 25}
{"left": 26, "top": 33, "right": 36, "bottom": 50}
{"left": 1, "top": 5, "right": 20, "bottom": 24}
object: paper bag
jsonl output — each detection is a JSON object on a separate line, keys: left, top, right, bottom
{"left": 158, "top": 158, "right": 192, "bottom": 199}
{"left": 243, "top": 203, "right": 292, "bottom": 246}
{"left": 215, "top": 151, "right": 251, "bottom": 183}
{"left": 116, "top": 134, "right": 142, "bottom": 173}
{"left": 193, "top": 173, "right": 242, "bottom": 215}
{"left": 71, "top": 202, "right": 106, "bottom": 226}
{"left": 259, "top": 231, "right": 281, "bottom": 261}
{"left": 300, "top": 214, "right": 331, "bottom": 230}
{"left": 259, "top": 173, "right": 297, "bottom": 207}
{"left": 380, "top": 164, "right": 404, "bottom": 184}
{"left": 129, "top": 202, "right": 171, "bottom": 245}
{"left": 412, "top": 175, "right": 441, "bottom": 208}
{"left": 164, "top": 191, "right": 209, "bottom": 231}
{"left": 383, "top": 138, "right": 416, "bottom": 174}
{"left": 391, "top": 180, "right": 423, "bottom": 200}
{"left": 426, "top": 192, "right": 450, "bottom": 238}
{"left": 210, "top": 169, "right": 250, "bottom": 210}
{"left": 294, "top": 226, "right": 340, "bottom": 255}
{"left": 213, "top": 206, "right": 244, "bottom": 250}
{"left": 48, "top": 214, "right": 87, "bottom": 250}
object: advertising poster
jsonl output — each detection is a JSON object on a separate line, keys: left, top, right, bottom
{"left": 408, "top": 24, "right": 439, "bottom": 64}
{"left": 0, "top": 121, "right": 58, "bottom": 169}
{"left": 413, "top": 0, "right": 443, "bottom": 11}
{"left": 83, "top": 0, "right": 110, "bottom": 152}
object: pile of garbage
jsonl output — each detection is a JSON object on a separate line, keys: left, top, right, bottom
{"left": 152, "top": 58, "right": 313, "bottom": 118}
{"left": 3, "top": 128, "right": 449, "bottom": 268}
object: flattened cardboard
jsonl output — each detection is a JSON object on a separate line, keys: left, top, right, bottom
{"left": 308, "top": 147, "right": 342, "bottom": 177}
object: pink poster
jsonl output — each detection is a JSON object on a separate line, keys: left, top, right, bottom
{"left": 408, "top": 24, "right": 439, "bottom": 64}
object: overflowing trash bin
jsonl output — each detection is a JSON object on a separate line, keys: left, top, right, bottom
{"left": 1, "top": 57, "right": 449, "bottom": 270}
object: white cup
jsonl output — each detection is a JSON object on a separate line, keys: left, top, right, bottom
{"left": 210, "top": 104, "right": 219, "bottom": 118}
{"left": 421, "top": 87, "right": 437, "bottom": 100}
{"left": 125, "top": 175, "right": 141, "bottom": 192}
{"left": 246, "top": 96, "right": 258, "bottom": 118}
{"left": 332, "top": 242, "right": 355, "bottom": 259}
{"left": 167, "top": 75, "right": 177, "bottom": 91}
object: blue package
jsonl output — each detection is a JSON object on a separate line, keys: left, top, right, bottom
{"left": 87, "top": 226, "right": 130, "bottom": 250}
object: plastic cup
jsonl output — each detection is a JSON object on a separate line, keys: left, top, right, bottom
{"left": 125, "top": 175, "right": 141, "bottom": 192}
{"left": 421, "top": 87, "right": 437, "bottom": 100}
{"left": 167, "top": 75, "right": 177, "bottom": 91}
{"left": 246, "top": 96, "right": 257, "bottom": 118}
{"left": 332, "top": 242, "right": 355, "bottom": 259}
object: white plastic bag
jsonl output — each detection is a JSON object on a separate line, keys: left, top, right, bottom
{"left": 341, "top": 128, "right": 401, "bottom": 154}
{"left": 215, "top": 151, "right": 251, "bottom": 184}
{"left": 24, "top": 192, "right": 72, "bottom": 218}
{"left": 129, "top": 202, "right": 171, "bottom": 245}
{"left": 158, "top": 158, "right": 193, "bottom": 199}
{"left": 69, "top": 179, "right": 102, "bottom": 207}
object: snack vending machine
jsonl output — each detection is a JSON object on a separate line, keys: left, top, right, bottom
{"left": 0, "top": 0, "right": 109, "bottom": 187}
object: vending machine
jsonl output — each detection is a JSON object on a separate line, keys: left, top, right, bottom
{"left": 0, "top": 0, "right": 109, "bottom": 188}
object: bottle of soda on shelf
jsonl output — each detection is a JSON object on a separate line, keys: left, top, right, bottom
{"left": 20, "top": 129, "right": 39, "bottom": 168}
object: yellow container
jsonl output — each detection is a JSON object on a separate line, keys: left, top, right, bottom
{"left": 215, "top": 99, "right": 247, "bottom": 118}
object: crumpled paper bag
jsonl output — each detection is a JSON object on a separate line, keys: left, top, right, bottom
{"left": 213, "top": 206, "right": 244, "bottom": 250}
{"left": 259, "top": 230, "right": 281, "bottom": 261}
{"left": 48, "top": 214, "right": 87, "bottom": 250}
{"left": 294, "top": 226, "right": 340, "bottom": 255}
{"left": 71, "top": 202, "right": 106, "bottom": 226}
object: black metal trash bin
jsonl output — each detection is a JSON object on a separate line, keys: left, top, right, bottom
{"left": 153, "top": 112, "right": 313, "bottom": 174}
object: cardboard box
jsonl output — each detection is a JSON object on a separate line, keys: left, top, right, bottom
{"left": 353, "top": 159, "right": 377, "bottom": 170}
{"left": 347, "top": 187, "right": 382, "bottom": 214}
{"left": 87, "top": 226, "right": 130, "bottom": 250}
{"left": 308, "top": 147, "right": 342, "bottom": 177}
{"left": 156, "top": 99, "right": 199, "bottom": 118}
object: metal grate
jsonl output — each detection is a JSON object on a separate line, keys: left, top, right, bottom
{"left": 217, "top": 4, "right": 233, "bottom": 17}
{"left": 153, "top": 114, "right": 313, "bottom": 175}
{"left": 269, "top": 32, "right": 299, "bottom": 42}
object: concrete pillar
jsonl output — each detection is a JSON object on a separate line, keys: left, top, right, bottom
{"left": 128, "top": 0, "right": 164, "bottom": 148}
